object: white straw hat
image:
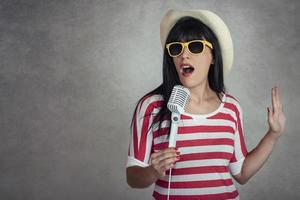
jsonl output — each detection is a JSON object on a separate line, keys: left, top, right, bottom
{"left": 160, "top": 9, "right": 234, "bottom": 78}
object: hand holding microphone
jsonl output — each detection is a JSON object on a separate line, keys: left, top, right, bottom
{"left": 149, "top": 148, "right": 180, "bottom": 178}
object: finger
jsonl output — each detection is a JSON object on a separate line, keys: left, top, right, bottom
{"left": 156, "top": 147, "right": 177, "bottom": 155}
{"left": 151, "top": 147, "right": 179, "bottom": 164}
{"left": 151, "top": 149, "right": 160, "bottom": 158}
{"left": 159, "top": 158, "right": 178, "bottom": 171}
{"left": 271, "top": 87, "right": 278, "bottom": 112}
{"left": 154, "top": 151, "right": 180, "bottom": 169}
{"left": 271, "top": 87, "right": 275, "bottom": 108}
{"left": 152, "top": 165, "right": 166, "bottom": 177}
{"left": 276, "top": 87, "right": 282, "bottom": 110}
{"left": 275, "top": 87, "right": 280, "bottom": 108}
{"left": 163, "top": 163, "right": 176, "bottom": 172}
{"left": 267, "top": 106, "right": 273, "bottom": 120}
{"left": 160, "top": 147, "right": 178, "bottom": 154}
{"left": 160, "top": 156, "right": 179, "bottom": 166}
{"left": 152, "top": 147, "right": 174, "bottom": 155}
{"left": 150, "top": 150, "right": 160, "bottom": 160}
{"left": 155, "top": 151, "right": 178, "bottom": 164}
{"left": 274, "top": 87, "right": 284, "bottom": 114}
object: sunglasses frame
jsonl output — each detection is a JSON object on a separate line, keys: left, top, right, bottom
{"left": 166, "top": 40, "right": 213, "bottom": 58}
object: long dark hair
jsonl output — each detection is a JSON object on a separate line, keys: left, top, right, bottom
{"left": 131, "top": 16, "right": 226, "bottom": 136}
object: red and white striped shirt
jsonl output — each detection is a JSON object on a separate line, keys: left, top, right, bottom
{"left": 127, "top": 93, "right": 248, "bottom": 200}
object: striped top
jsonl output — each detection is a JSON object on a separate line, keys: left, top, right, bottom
{"left": 127, "top": 93, "right": 248, "bottom": 200}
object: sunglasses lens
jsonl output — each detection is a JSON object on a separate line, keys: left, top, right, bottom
{"left": 188, "top": 41, "right": 204, "bottom": 54}
{"left": 169, "top": 43, "right": 182, "bottom": 56}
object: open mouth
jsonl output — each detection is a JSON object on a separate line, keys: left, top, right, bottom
{"left": 181, "top": 65, "right": 195, "bottom": 75}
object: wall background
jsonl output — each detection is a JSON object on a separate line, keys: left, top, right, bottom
{"left": 0, "top": 0, "right": 299, "bottom": 199}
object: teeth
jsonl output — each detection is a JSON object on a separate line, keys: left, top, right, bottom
{"left": 181, "top": 65, "right": 194, "bottom": 74}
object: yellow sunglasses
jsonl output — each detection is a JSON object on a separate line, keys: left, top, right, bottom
{"left": 166, "top": 40, "right": 213, "bottom": 57}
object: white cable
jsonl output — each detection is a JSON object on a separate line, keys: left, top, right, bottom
{"left": 167, "top": 168, "right": 172, "bottom": 200}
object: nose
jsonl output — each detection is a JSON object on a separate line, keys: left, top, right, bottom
{"left": 181, "top": 46, "right": 190, "bottom": 59}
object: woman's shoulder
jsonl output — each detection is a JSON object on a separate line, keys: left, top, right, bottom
{"left": 141, "top": 93, "right": 164, "bottom": 102}
{"left": 136, "top": 94, "right": 164, "bottom": 113}
{"left": 224, "top": 92, "right": 243, "bottom": 110}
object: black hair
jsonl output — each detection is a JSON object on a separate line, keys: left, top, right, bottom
{"left": 130, "top": 16, "right": 226, "bottom": 137}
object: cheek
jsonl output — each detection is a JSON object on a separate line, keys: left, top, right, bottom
{"left": 194, "top": 58, "right": 209, "bottom": 69}
{"left": 173, "top": 58, "right": 181, "bottom": 71}
{"left": 196, "top": 54, "right": 213, "bottom": 67}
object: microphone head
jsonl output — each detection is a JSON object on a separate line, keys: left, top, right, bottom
{"left": 167, "top": 85, "right": 190, "bottom": 114}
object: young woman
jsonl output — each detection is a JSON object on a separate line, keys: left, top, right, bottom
{"left": 126, "top": 9, "right": 286, "bottom": 200}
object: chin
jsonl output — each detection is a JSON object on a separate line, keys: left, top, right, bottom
{"left": 180, "top": 81, "right": 196, "bottom": 89}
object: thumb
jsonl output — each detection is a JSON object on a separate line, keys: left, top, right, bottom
{"left": 267, "top": 107, "right": 272, "bottom": 119}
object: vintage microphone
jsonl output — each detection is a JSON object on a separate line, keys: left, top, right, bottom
{"left": 166, "top": 85, "right": 190, "bottom": 200}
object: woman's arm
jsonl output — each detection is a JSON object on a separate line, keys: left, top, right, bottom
{"left": 233, "top": 130, "right": 279, "bottom": 184}
{"left": 126, "top": 165, "right": 159, "bottom": 188}
{"left": 233, "top": 87, "right": 286, "bottom": 184}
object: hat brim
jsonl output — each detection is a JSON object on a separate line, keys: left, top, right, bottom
{"left": 160, "top": 9, "right": 233, "bottom": 78}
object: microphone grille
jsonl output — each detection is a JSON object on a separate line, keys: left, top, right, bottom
{"left": 167, "top": 85, "right": 190, "bottom": 114}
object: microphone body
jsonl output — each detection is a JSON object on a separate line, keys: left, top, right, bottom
{"left": 167, "top": 85, "right": 190, "bottom": 147}
{"left": 168, "top": 113, "right": 180, "bottom": 147}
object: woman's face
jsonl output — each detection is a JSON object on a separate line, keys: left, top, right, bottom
{"left": 172, "top": 40, "right": 214, "bottom": 89}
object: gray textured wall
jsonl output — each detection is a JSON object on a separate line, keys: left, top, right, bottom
{"left": 0, "top": 0, "right": 299, "bottom": 199}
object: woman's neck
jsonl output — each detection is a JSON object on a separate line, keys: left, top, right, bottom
{"left": 188, "top": 81, "right": 215, "bottom": 104}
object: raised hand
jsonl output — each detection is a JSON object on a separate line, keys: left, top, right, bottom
{"left": 267, "top": 86, "right": 286, "bottom": 139}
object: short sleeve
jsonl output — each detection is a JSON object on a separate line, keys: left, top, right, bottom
{"left": 126, "top": 95, "right": 163, "bottom": 168}
{"left": 229, "top": 102, "right": 248, "bottom": 175}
